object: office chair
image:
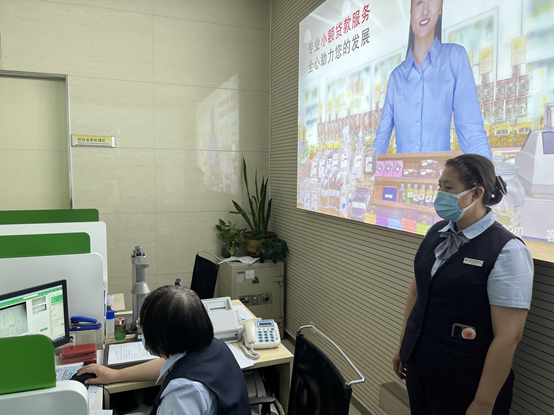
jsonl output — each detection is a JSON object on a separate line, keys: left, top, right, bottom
{"left": 190, "top": 251, "right": 222, "bottom": 299}
{"left": 250, "top": 325, "right": 365, "bottom": 415}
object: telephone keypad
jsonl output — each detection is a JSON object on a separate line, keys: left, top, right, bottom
{"left": 253, "top": 321, "right": 281, "bottom": 348}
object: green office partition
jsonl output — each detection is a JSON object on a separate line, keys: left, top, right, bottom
{"left": 0, "top": 233, "right": 91, "bottom": 258}
{"left": 0, "top": 208, "right": 99, "bottom": 225}
{"left": 0, "top": 335, "right": 55, "bottom": 394}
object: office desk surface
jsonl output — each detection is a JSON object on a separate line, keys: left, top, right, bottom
{"left": 229, "top": 299, "right": 293, "bottom": 368}
{"left": 104, "top": 300, "right": 293, "bottom": 403}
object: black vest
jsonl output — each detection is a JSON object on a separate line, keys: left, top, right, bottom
{"left": 399, "top": 220, "right": 517, "bottom": 377}
{"left": 150, "top": 338, "right": 250, "bottom": 415}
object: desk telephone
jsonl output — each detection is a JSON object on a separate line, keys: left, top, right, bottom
{"left": 241, "top": 319, "right": 281, "bottom": 360}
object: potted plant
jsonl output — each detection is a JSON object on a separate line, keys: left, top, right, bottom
{"left": 231, "top": 158, "right": 288, "bottom": 257}
{"left": 215, "top": 219, "right": 246, "bottom": 258}
{"left": 255, "top": 235, "right": 289, "bottom": 264}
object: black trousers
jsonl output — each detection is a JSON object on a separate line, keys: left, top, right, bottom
{"left": 406, "top": 356, "right": 514, "bottom": 415}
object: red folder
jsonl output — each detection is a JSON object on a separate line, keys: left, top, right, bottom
{"left": 62, "top": 343, "right": 96, "bottom": 359}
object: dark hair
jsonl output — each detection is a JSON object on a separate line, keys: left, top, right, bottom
{"left": 407, "top": 0, "right": 443, "bottom": 58}
{"left": 140, "top": 286, "right": 213, "bottom": 357}
{"left": 445, "top": 154, "right": 507, "bottom": 206}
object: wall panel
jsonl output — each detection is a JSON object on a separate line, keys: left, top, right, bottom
{"left": 269, "top": 1, "right": 554, "bottom": 413}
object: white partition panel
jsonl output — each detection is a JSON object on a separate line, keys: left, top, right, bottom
{"left": 0, "top": 222, "right": 108, "bottom": 283}
{"left": 0, "top": 253, "right": 105, "bottom": 327}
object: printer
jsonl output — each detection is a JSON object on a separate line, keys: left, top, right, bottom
{"left": 202, "top": 297, "right": 244, "bottom": 342}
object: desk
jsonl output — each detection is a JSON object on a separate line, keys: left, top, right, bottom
{"left": 103, "top": 300, "right": 294, "bottom": 411}
{"left": 54, "top": 352, "right": 104, "bottom": 412}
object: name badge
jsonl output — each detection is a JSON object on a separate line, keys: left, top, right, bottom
{"left": 463, "top": 258, "right": 484, "bottom": 267}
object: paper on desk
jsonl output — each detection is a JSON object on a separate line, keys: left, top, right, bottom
{"left": 107, "top": 342, "right": 158, "bottom": 366}
{"left": 232, "top": 304, "right": 254, "bottom": 321}
{"left": 226, "top": 342, "right": 255, "bottom": 369}
{"left": 90, "top": 411, "right": 113, "bottom": 415}
{"left": 88, "top": 385, "right": 98, "bottom": 408}
{"left": 55, "top": 364, "right": 82, "bottom": 381}
{"left": 222, "top": 256, "right": 259, "bottom": 265}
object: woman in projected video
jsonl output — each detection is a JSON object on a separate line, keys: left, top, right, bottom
{"left": 373, "top": 0, "right": 491, "bottom": 159}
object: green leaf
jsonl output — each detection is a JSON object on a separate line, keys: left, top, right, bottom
{"left": 259, "top": 185, "right": 267, "bottom": 234}
{"left": 251, "top": 231, "right": 263, "bottom": 240}
{"left": 230, "top": 200, "right": 254, "bottom": 231}
{"left": 248, "top": 196, "right": 259, "bottom": 231}
{"left": 255, "top": 169, "right": 259, "bottom": 202}
{"left": 242, "top": 158, "right": 249, "bottom": 195}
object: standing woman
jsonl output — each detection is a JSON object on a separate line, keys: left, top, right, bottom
{"left": 373, "top": 0, "right": 491, "bottom": 158}
{"left": 393, "top": 154, "right": 533, "bottom": 414}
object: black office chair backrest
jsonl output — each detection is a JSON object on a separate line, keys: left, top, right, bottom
{"left": 190, "top": 253, "right": 219, "bottom": 300}
{"left": 288, "top": 332, "right": 353, "bottom": 415}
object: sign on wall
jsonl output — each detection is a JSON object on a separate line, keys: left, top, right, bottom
{"left": 71, "top": 135, "right": 115, "bottom": 148}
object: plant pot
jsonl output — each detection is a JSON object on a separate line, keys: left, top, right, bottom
{"left": 245, "top": 231, "right": 275, "bottom": 256}
{"left": 221, "top": 242, "right": 232, "bottom": 258}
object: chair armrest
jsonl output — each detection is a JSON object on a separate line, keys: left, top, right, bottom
{"left": 249, "top": 396, "right": 276, "bottom": 406}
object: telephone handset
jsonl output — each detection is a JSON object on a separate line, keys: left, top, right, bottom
{"left": 240, "top": 319, "right": 281, "bottom": 360}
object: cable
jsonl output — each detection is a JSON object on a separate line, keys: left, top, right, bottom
{"left": 98, "top": 384, "right": 111, "bottom": 398}
{"left": 240, "top": 342, "right": 260, "bottom": 360}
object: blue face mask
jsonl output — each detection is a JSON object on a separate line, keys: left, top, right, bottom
{"left": 434, "top": 188, "right": 477, "bottom": 222}
{"left": 142, "top": 335, "right": 158, "bottom": 357}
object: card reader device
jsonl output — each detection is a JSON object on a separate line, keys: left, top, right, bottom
{"left": 201, "top": 297, "right": 243, "bottom": 342}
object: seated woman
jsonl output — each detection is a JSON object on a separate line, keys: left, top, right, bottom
{"left": 77, "top": 286, "right": 250, "bottom": 415}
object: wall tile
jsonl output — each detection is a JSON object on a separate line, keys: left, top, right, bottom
{"left": 37, "top": 0, "right": 152, "bottom": 14}
{"left": 153, "top": 16, "right": 269, "bottom": 91}
{"left": 155, "top": 149, "right": 269, "bottom": 215}
{"left": 154, "top": 83, "right": 216, "bottom": 151}
{"left": 154, "top": 83, "right": 268, "bottom": 152}
{"left": 107, "top": 274, "right": 157, "bottom": 312}
{"left": 69, "top": 77, "right": 155, "bottom": 149}
{"left": 71, "top": 147, "right": 156, "bottom": 214}
{"left": 152, "top": 0, "right": 270, "bottom": 31}
{"left": 157, "top": 211, "right": 239, "bottom": 275}
{"left": 157, "top": 272, "right": 193, "bottom": 289}
{"left": 99, "top": 213, "right": 157, "bottom": 280}
{"left": 0, "top": 0, "right": 153, "bottom": 82}
{"left": 155, "top": 149, "right": 241, "bottom": 213}
{"left": 239, "top": 90, "right": 269, "bottom": 153}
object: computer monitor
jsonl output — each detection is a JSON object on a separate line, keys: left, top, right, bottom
{"left": 0, "top": 280, "right": 70, "bottom": 347}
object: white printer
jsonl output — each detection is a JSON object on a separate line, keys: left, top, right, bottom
{"left": 202, "top": 297, "right": 244, "bottom": 342}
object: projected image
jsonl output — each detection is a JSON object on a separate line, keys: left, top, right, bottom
{"left": 297, "top": 0, "right": 554, "bottom": 262}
